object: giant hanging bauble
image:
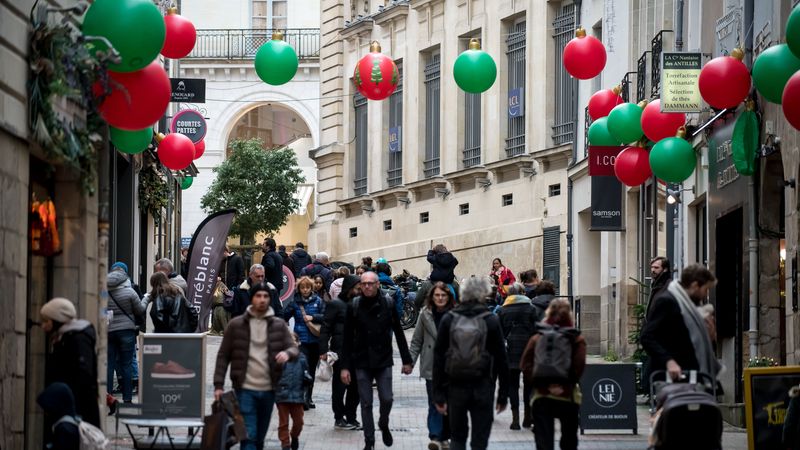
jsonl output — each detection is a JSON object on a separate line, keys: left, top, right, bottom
{"left": 782, "top": 71, "right": 800, "bottom": 130}
{"left": 96, "top": 62, "right": 171, "bottom": 130}
{"left": 649, "top": 132, "right": 696, "bottom": 183}
{"left": 731, "top": 106, "right": 759, "bottom": 176}
{"left": 614, "top": 146, "right": 652, "bottom": 187}
{"left": 180, "top": 176, "right": 194, "bottom": 190}
{"left": 752, "top": 44, "right": 800, "bottom": 104}
{"left": 110, "top": 126, "right": 152, "bottom": 154}
{"left": 82, "top": 0, "right": 166, "bottom": 72}
{"left": 453, "top": 39, "right": 497, "bottom": 93}
{"left": 193, "top": 140, "right": 206, "bottom": 159}
{"left": 607, "top": 102, "right": 645, "bottom": 144}
{"left": 588, "top": 86, "right": 624, "bottom": 120}
{"left": 161, "top": 7, "right": 197, "bottom": 59}
{"left": 562, "top": 27, "right": 607, "bottom": 80}
{"left": 641, "top": 99, "right": 686, "bottom": 142}
{"left": 698, "top": 48, "right": 751, "bottom": 109}
{"left": 787, "top": 3, "right": 800, "bottom": 58}
{"left": 353, "top": 41, "right": 399, "bottom": 101}
{"left": 157, "top": 133, "right": 195, "bottom": 170}
{"left": 588, "top": 117, "right": 622, "bottom": 146}
{"left": 254, "top": 31, "right": 299, "bottom": 86}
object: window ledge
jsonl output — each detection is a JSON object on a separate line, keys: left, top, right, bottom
{"left": 342, "top": 16, "right": 374, "bottom": 40}
{"left": 374, "top": 1, "right": 410, "bottom": 25}
{"left": 444, "top": 166, "right": 491, "bottom": 192}
{"left": 410, "top": 0, "right": 443, "bottom": 10}
{"left": 485, "top": 155, "right": 535, "bottom": 181}
{"left": 532, "top": 144, "right": 572, "bottom": 172}
{"left": 405, "top": 176, "right": 449, "bottom": 199}
{"left": 371, "top": 186, "right": 410, "bottom": 205}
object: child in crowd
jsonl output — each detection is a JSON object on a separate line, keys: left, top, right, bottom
{"left": 427, "top": 244, "right": 458, "bottom": 284}
{"left": 276, "top": 333, "right": 310, "bottom": 450}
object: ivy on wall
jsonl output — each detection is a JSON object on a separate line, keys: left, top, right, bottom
{"left": 138, "top": 158, "right": 170, "bottom": 225}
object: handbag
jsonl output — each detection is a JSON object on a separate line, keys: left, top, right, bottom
{"left": 108, "top": 289, "right": 146, "bottom": 334}
{"left": 201, "top": 401, "right": 230, "bottom": 450}
{"left": 298, "top": 304, "right": 321, "bottom": 337}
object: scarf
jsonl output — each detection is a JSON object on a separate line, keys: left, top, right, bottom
{"left": 667, "top": 280, "right": 720, "bottom": 379}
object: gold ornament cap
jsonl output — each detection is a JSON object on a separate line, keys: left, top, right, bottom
{"left": 676, "top": 126, "right": 687, "bottom": 139}
{"left": 272, "top": 30, "right": 284, "bottom": 41}
{"left": 370, "top": 41, "right": 381, "bottom": 53}
{"left": 167, "top": 6, "right": 178, "bottom": 15}
{"left": 612, "top": 85, "right": 622, "bottom": 95}
{"left": 637, "top": 99, "right": 649, "bottom": 108}
{"left": 731, "top": 47, "right": 745, "bottom": 61}
{"left": 155, "top": 132, "right": 166, "bottom": 143}
{"left": 575, "top": 27, "right": 587, "bottom": 38}
{"left": 745, "top": 98, "right": 755, "bottom": 111}
{"left": 468, "top": 38, "right": 481, "bottom": 51}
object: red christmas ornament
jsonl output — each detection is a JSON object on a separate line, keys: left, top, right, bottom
{"left": 96, "top": 62, "right": 171, "bottom": 131}
{"left": 641, "top": 99, "right": 686, "bottom": 142}
{"left": 783, "top": 71, "right": 800, "bottom": 130}
{"left": 157, "top": 133, "right": 195, "bottom": 170}
{"left": 562, "top": 27, "right": 607, "bottom": 80}
{"left": 353, "top": 41, "right": 399, "bottom": 101}
{"left": 614, "top": 146, "right": 652, "bottom": 187}
{"left": 193, "top": 139, "right": 206, "bottom": 159}
{"left": 698, "top": 48, "right": 751, "bottom": 109}
{"left": 162, "top": 7, "right": 197, "bottom": 59}
{"left": 588, "top": 86, "right": 624, "bottom": 120}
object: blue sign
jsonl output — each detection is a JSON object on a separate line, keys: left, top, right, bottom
{"left": 388, "top": 126, "right": 402, "bottom": 153}
{"left": 181, "top": 237, "right": 192, "bottom": 248}
{"left": 508, "top": 88, "right": 524, "bottom": 118}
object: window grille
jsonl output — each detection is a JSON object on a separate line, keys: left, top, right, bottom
{"left": 502, "top": 194, "right": 513, "bottom": 206}
{"left": 463, "top": 92, "right": 482, "bottom": 167}
{"left": 543, "top": 226, "right": 561, "bottom": 290}
{"left": 424, "top": 54, "right": 441, "bottom": 178}
{"left": 459, "top": 203, "right": 470, "bottom": 215}
{"left": 505, "top": 21, "right": 526, "bottom": 157}
{"left": 553, "top": 5, "right": 576, "bottom": 145}
{"left": 353, "top": 92, "right": 368, "bottom": 196}
{"left": 387, "top": 64, "right": 403, "bottom": 187}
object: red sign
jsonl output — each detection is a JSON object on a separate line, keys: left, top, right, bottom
{"left": 588, "top": 146, "right": 625, "bottom": 176}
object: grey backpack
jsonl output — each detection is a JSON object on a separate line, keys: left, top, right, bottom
{"left": 445, "top": 311, "right": 492, "bottom": 380}
{"left": 532, "top": 324, "right": 579, "bottom": 386}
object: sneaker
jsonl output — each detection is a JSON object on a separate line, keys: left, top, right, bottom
{"left": 308, "top": 400, "right": 316, "bottom": 409}
{"left": 380, "top": 427, "right": 393, "bottom": 447}
{"left": 346, "top": 420, "right": 362, "bottom": 430}
{"left": 151, "top": 361, "right": 195, "bottom": 379}
{"left": 335, "top": 419, "right": 351, "bottom": 430}
{"left": 428, "top": 440, "right": 442, "bottom": 450}
{"left": 441, "top": 440, "right": 450, "bottom": 450}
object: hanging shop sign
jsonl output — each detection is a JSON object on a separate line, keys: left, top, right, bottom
{"left": 170, "top": 78, "right": 206, "bottom": 103}
{"left": 170, "top": 109, "right": 207, "bottom": 144}
{"left": 508, "top": 88, "right": 524, "bottom": 118}
{"left": 744, "top": 366, "right": 800, "bottom": 450}
{"left": 580, "top": 363, "right": 638, "bottom": 433}
{"left": 140, "top": 333, "right": 206, "bottom": 418}
{"left": 590, "top": 175, "right": 624, "bottom": 231}
{"left": 388, "top": 126, "right": 402, "bottom": 153}
{"left": 588, "top": 146, "right": 624, "bottom": 176}
{"left": 661, "top": 52, "right": 703, "bottom": 113}
{"left": 279, "top": 266, "right": 296, "bottom": 303}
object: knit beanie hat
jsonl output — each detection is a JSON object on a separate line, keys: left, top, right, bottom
{"left": 40, "top": 297, "right": 76, "bottom": 323}
{"left": 110, "top": 262, "right": 128, "bottom": 274}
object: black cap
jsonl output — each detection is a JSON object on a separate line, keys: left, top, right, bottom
{"left": 339, "top": 275, "right": 362, "bottom": 301}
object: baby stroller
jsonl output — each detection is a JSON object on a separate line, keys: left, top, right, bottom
{"left": 648, "top": 370, "right": 722, "bottom": 450}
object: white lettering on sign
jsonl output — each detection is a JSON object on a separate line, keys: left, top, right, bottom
{"left": 143, "top": 345, "right": 163, "bottom": 354}
{"left": 592, "top": 378, "right": 623, "bottom": 408}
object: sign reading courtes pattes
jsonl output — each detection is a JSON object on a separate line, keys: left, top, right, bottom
{"left": 170, "top": 109, "right": 207, "bottom": 144}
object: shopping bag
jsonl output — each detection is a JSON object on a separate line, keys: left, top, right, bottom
{"left": 316, "top": 351, "right": 338, "bottom": 382}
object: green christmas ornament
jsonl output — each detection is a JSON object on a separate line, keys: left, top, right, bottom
{"left": 787, "top": 3, "right": 800, "bottom": 58}
{"left": 82, "top": 0, "right": 166, "bottom": 73}
{"left": 453, "top": 39, "right": 497, "bottom": 93}
{"left": 649, "top": 128, "right": 696, "bottom": 183}
{"left": 588, "top": 117, "right": 622, "bottom": 146}
{"left": 731, "top": 104, "right": 759, "bottom": 176}
{"left": 180, "top": 176, "right": 194, "bottom": 190}
{"left": 752, "top": 44, "right": 800, "bottom": 104}
{"left": 254, "top": 31, "right": 299, "bottom": 86}
{"left": 110, "top": 126, "right": 152, "bottom": 154}
{"left": 607, "top": 101, "right": 645, "bottom": 144}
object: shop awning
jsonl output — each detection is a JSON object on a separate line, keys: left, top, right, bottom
{"left": 293, "top": 184, "right": 314, "bottom": 216}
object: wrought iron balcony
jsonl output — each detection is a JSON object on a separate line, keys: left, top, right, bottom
{"left": 187, "top": 29, "right": 321, "bottom": 60}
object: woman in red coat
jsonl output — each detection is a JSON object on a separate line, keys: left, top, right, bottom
{"left": 490, "top": 258, "right": 516, "bottom": 297}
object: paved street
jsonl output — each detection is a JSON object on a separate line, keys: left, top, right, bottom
{"left": 107, "top": 329, "right": 748, "bottom": 449}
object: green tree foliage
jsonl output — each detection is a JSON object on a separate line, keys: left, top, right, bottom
{"left": 201, "top": 139, "right": 305, "bottom": 243}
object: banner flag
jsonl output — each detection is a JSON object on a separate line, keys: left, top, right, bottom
{"left": 185, "top": 209, "right": 236, "bottom": 332}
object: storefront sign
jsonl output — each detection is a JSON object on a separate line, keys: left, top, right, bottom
{"left": 279, "top": 266, "right": 296, "bottom": 303}
{"left": 744, "top": 366, "right": 800, "bottom": 450}
{"left": 170, "top": 110, "right": 207, "bottom": 144}
{"left": 140, "top": 334, "right": 206, "bottom": 418}
{"left": 508, "top": 88, "right": 524, "bottom": 118}
{"left": 170, "top": 78, "right": 206, "bottom": 103}
{"left": 388, "top": 126, "right": 402, "bottom": 153}
{"left": 709, "top": 116, "right": 742, "bottom": 191}
{"left": 181, "top": 237, "right": 192, "bottom": 248}
{"left": 588, "top": 146, "right": 624, "bottom": 177}
{"left": 590, "top": 175, "right": 624, "bottom": 232}
{"left": 580, "top": 363, "right": 638, "bottom": 433}
{"left": 661, "top": 52, "right": 702, "bottom": 112}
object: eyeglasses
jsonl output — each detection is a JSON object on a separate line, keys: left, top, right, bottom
{"left": 361, "top": 282, "right": 377, "bottom": 286}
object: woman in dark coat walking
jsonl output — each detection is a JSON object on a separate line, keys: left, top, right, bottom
{"left": 283, "top": 276, "right": 325, "bottom": 409}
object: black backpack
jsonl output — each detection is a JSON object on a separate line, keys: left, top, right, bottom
{"left": 445, "top": 311, "right": 492, "bottom": 380}
{"left": 531, "top": 324, "right": 580, "bottom": 386}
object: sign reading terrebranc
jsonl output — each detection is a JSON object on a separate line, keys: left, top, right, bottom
{"left": 661, "top": 52, "right": 702, "bottom": 113}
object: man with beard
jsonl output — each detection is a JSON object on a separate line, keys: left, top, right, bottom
{"left": 641, "top": 264, "right": 720, "bottom": 383}
{"left": 645, "top": 256, "right": 671, "bottom": 321}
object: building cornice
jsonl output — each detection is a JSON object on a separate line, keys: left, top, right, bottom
{"left": 444, "top": 166, "right": 492, "bottom": 193}
{"left": 410, "top": 0, "right": 444, "bottom": 11}
{"left": 405, "top": 176, "right": 449, "bottom": 199}
{"left": 371, "top": 186, "right": 411, "bottom": 207}
{"left": 341, "top": 16, "right": 375, "bottom": 40}
{"left": 373, "top": 1, "right": 410, "bottom": 26}
{"left": 310, "top": 145, "right": 345, "bottom": 168}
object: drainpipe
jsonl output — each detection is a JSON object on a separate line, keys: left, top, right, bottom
{"left": 97, "top": 125, "right": 111, "bottom": 399}
{"left": 567, "top": 0, "right": 582, "bottom": 302}
{"left": 675, "top": 0, "right": 684, "bottom": 52}
{"left": 744, "top": 0, "right": 758, "bottom": 359}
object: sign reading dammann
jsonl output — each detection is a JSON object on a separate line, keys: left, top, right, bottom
{"left": 661, "top": 52, "right": 702, "bottom": 113}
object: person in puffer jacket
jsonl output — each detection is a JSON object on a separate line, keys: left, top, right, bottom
{"left": 276, "top": 333, "right": 309, "bottom": 450}
{"left": 290, "top": 243, "right": 314, "bottom": 279}
{"left": 107, "top": 265, "right": 145, "bottom": 403}
{"left": 282, "top": 276, "right": 326, "bottom": 409}
{"left": 149, "top": 272, "right": 198, "bottom": 333}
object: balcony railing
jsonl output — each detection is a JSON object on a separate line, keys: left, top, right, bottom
{"left": 187, "top": 29, "right": 321, "bottom": 60}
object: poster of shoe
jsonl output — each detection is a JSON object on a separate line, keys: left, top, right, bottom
{"left": 139, "top": 333, "right": 206, "bottom": 418}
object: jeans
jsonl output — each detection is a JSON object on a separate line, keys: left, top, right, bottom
{"left": 508, "top": 369, "right": 533, "bottom": 413}
{"left": 425, "top": 379, "right": 450, "bottom": 441}
{"left": 332, "top": 364, "right": 359, "bottom": 422}
{"left": 531, "top": 397, "right": 580, "bottom": 450}
{"left": 448, "top": 381, "right": 495, "bottom": 450}
{"left": 355, "top": 367, "right": 393, "bottom": 444}
{"left": 300, "top": 342, "right": 320, "bottom": 403}
{"left": 237, "top": 389, "right": 276, "bottom": 450}
{"left": 107, "top": 329, "right": 136, "bottom": 402}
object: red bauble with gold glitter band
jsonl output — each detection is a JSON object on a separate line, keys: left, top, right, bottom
{"left": 353, "top": 41, "right": 399, "bottom": 101}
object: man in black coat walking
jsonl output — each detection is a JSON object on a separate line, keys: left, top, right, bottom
{"left": 261, "top": 238, "right": 284, "bottom": 294}
{"left": 278, "top": 245, "right": 295, "bottom": 276}
{"left": 645, "top": 256, "right": 672, "bottom": 321}
{"left": 290, "top": 242, "right": 314, "bottom": 279}
{"left": 222, "top": 245, "right": 245, "bottom": 289}
{"left": 320, "top": 275, "right": 362, "bottom": 430}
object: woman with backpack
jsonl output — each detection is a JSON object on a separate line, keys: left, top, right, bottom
{"left": 409, "top": 282, "right": 455, "bottom": 450}
{"left": 282, "top": 276, "right": 325, "bottom": 410}
{"left": 149, "top": 272, "right": 198, "bottom": 333}
{"left": 107, "top": 264, "right": 145, "bottom": 405}
{"left": 519, "top": 298, "right": 586, "bottom": 450}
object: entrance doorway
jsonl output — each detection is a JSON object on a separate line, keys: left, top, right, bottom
{"left": 715, "top": 207, "right": 744, "bottom": 402}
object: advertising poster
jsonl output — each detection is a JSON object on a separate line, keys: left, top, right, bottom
{"left": 744, "top": 366, "right": 800, "bottom": 450}
{"left": 590, "top": 175, "right": 624, "bottom": 231}
{"left": 140, "top": 334, "right": 206, "bottom": 418}
{"left": 579, "top": 363, "right": 638, "bottom": 433}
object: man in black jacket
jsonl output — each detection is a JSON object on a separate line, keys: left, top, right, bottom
{"left": 278, "top": 244, "right": 295, "bottom": 276}
{"left": 341, "top": 272, "right": 413, "bottom": 450}
{"left": 300, "top": 252, "right": 334, "bottom": 291}
{"left": 433, "top": 276, "right": 509, "bottom": 450}
{"left": 227, "top": 264, "right": 282, "bottom": 318}
{"left": 645, "top": 256, "right": 672, "bottom": 321}
{"left": 261, "top": 238, "right": 285, "bottom": 294}
{"left": 320, "top": 275, "right": 362, "bottom": 430}
{"left": 290, "top": 242, "right": 313, "bottom": 279}
{"left": 222, "top": 245, "right": 245, "bottom": 289}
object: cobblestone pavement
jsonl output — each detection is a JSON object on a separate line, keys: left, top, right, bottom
{"left": 107, "top": 329, "right": 748, "bottom": 449}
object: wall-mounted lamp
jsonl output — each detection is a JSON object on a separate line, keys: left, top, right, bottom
{"left": 521, "top": 167, "right": 537, "bottom": 179}
{"left": 434, "top": 187, "right": 450, "bottom": 200}
{"left": 361, "top": 205, "right": 375, "bottom": 216}
{"left": 666, "top": 186, "right": 695, "bottom": 205}
{"left": 476, "top": 178, "right": 492, "bottom": 191}
{"left": 397, "top": 196, "right": 411, "bottom": 208}
{"left": 785, "top": 178, "right": 796, "bottom": 189}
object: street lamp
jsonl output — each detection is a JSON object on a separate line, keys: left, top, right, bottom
{"left": 667, "top": 186, "right": 694, "bottom": 204}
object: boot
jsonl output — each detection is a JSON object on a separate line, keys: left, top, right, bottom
{"left": 522, "top": 403, "right": 532, "bottom": 428}
{"left": 510, "top": 408, "right": 521, "bottom": 430}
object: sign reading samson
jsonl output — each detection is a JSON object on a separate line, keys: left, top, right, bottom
{"left": 170, "top": 110, "right": 207, "bottom": 144}
{"left": 661, "top": 52, "right": 703, "bottom": 112}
